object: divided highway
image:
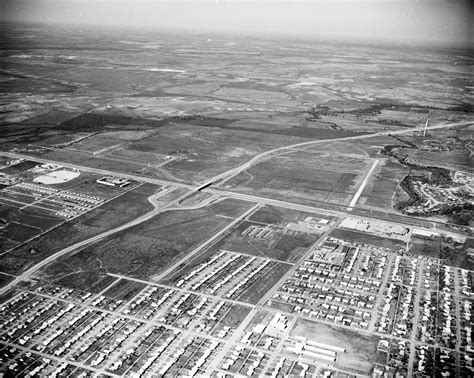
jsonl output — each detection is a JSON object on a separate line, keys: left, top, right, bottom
{"left": 0, "top": 119, "right": 471, "bottom": 296}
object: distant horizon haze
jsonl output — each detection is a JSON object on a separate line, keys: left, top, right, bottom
{"left": 1, "top": 0, "right": 472, "bottom": 46}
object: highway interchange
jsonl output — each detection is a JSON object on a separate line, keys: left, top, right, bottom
{"left": 0, "top": 119, "right": 472, "bottom": 377}
{"left": 0, "top": 119, "right": 471, "bottom": 296}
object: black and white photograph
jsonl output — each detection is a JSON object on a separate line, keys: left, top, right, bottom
{"left": 0, "top": 0, "right": 473, "bottom": 376}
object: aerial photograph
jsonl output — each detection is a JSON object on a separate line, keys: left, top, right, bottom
{"left": 0, "top": 0, "right": 472, "bottom": 376}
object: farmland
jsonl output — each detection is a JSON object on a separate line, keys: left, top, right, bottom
{"left": 0, "top": 183, "right": 160, "bottom": 275}
{"left": 39, "top": 199, "right": 251, "bottom": 281}
{"left": 0, "top": 21, "right": 472, "bottom": 378}
{"left": 223, "top": 158, "right": 361, "bottom": 205}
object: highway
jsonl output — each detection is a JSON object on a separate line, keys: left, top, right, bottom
{"left": 2, "top": 120, "right": 471, "bottom": 191}
{"left": 209, "top": 120, "right": 473, "bottom": 186}
{"left": 150, "top": 203, "right": 261, "bottom": 283}
{"left": 0, "top": 151, "right": 193, "bottom": 190}
{"left": 0, "top": 119, "right": 471, "bottom": 297}
{"left": 0, "top": 188, "right": 215, "bottom": 296}
{"left": 348, "top": 159, "right": 379, "bottom": 208}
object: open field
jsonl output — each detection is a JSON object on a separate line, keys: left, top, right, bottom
{"left": 40, "top": 199, "right": 250, "bottom": 281}
{"left": 236, "top": 262, "right": 290, "bottom": 304}
{"left": 249, "top": 205, "right": 334, "bottom": 226}
{"left": 0, "top": 160, "right": 39, "bottom": 175}
{"left": 0, "top": 273, "right": 13, "bottom": 288}
{"left": 410, "top": 235, "right": 474, "bottom": 270}
{"left": 360, "top": 159, "right": 408, "bottom": 209}
{"left": 51, "top": 271, "right": 117, "bottom": 294}
{"left": 0, "top": 183, "right": 160, "bottom": 275}
{"left": 330, "top": 228, "right": 406, "bottom": 250}
{"left": 223, "top": 159, "right": 360, "bottom": 205}
{"left": 103, "top": 279, "right": 147, "bottom": 301}
{"left": 0, "top": 22, "right": 473, "bottom": 378}
{"left": 210, "top": 220, "right": 318, "bottom": 263}
{"left": 0, "top": 201, "right": 63, "bottom": 231}
{"left": 0, "top": 202, "right": 64, "bottom": 251}
{"left": 215, "top": 304, "right": 252, "bottom": 329}
{"left": 291, "top": 318, "right": 382, "bottom": 373}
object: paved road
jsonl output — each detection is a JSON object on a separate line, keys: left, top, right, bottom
{"left": 2, "top": 120, "right": 471, "bottom": 191}
{"left": 0, "top": 188, "right": 209, "bottom": 297}
{"left": 348, "top": 159, "right": 379, "bottom": 208}
{"left": 0, "top": 182, "right": 146, "bottom": 257}
{"left": 150, "top": 203, "right": 261, "bottom": 283}
{"left": 210, "top": 120, "right": 473, "bottom": 186}
{"left": 0, "top": 151, "right": 192, "bottom": 189}
{"left": 204, "top": 217, "right": 342, "bottom": 375}
{"left": 1, "top": 120, "right": 471, "bottom": 298}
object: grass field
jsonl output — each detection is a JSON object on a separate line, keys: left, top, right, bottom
{"left": 0, "top": 273, "right": 14, "bottom": 288}
{"left": 216, "top": 304, "right": 252, "bottom": 329}
{"left": 0, "top": 183, "right": 160, "bottom": 275}
{"left": 291, "top": 318, "right": 382, "bottom": 373}
{"left": 1, "top": 160, "right": 39, "bottom": 175}
{"left": 40, "top": 199, "right": 246, "bottom": 281}
{"left": 410, "top": 235, "right": 473, "bottom": 270}
{"left": 249, "top": 205, "right": 333, "bottom": 226}
{"left": 236, "top": 262, "right": 291, "bottom": 304}
{"left": 0, "top": 202, "right": 64, "bottom": 252}
{"left": 5, "top": 222, "right": 41, "bottom": 243}
{"left": 205, "top": 198, "right": 255, "bottom": 218}
{"left": 360, "top": 160, "right": 408, "bottom": 209}
{"left": 330, "top": 228, "right": 406, "bottom": 250}
{"left": 52, "top": 271, "right": 117, "bottom": 294}
{"left": 103, "top": 279, "right": 146, "bottom": 301}
{"left": 222, "top": 150, "right": 363, "bottom": 204}
{"left": 210, "top": 220, "right": 318, "bottom": 263}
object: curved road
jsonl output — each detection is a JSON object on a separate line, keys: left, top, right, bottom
{"left": 0, "top": 119, "right": 471, "bottom": 296}
{"left": 209, "top": 120, "right": 473, "bottom": 186}
{"left": 0, "top": 189, "right": 218, "bottom": 296}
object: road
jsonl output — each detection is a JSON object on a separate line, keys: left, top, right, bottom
{"left": 209, "top": 120, "right": 473, "bottom": 186}
{"left": 204, "top": 217, "right": 342, "bottom": 375}
{"left": 150, "top": 203, "right": 261, "bottom": 283}
{"left": 2, "top": 120, "right": 471, "bottom": 191}
{"left": 0, "top": 188, "right": 216, "bottom": 297}
{"left": 348, "top": 159, "right": 379, "bottom": 208}
{"left": 1, "top": 120, "right": 471, "bottom": 298}
{"left": 0, "top": 151, "right": 193, "bottom": 190}
{"left": 0, "top": 182, "right": 147, "bottom": 257}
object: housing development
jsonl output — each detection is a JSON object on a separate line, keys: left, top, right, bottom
{"left": 0, "top": 19, "right": 473, "bottom": 378}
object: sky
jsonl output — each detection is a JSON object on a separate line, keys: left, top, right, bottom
{"left": 1, "top": 0, "right": 473, "bottom": 45}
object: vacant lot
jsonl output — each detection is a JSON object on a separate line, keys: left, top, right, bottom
{"left": 0, "top": 183, "right": 159, "bottom": 275}
{"left": 103, "top": 279, "right": 147, "bottom": 301}
{"left": 1, "top": 201, "right": 63, "bottom": 230}
{"left": 237, "top": 262, "right": 291, "bottom": 304}
{"left": 5, "top": 222, "right": 40, "bottom": 243}
{"left": 1, "top": 160, "right": 39, "bottom": 175}
{"left": 410, "top": 235, "right": 473, "bottom": 270}
{"left": 0, "top": 202, "right": 64, "bottom": 252}
{"left": 291, "top": 319, "right": 382, "bottom": 373}
{"left": 224, "top": 160, "right": 358, "bottom": 204}
{"left": 52, "top": 271, "right": 117, "bottom": 294}
{"left": 330, "top": 228, "right": 406, "bottom": 250}
{"left": 249, "top": 205, "right": 333, "bottom": 227}
{"left": 0, "top": 273, "right": 14, "bottom": 288}
{"left": 210, "top": 220, "right": 317, "bottom": 263}
{"left": 216, "top": 304, "right": 252, "bottom": 329}
{"left": 40, "top": 199, "right": 245, "bottom": 281}
{"left": 360, "top": 160, "right": 408, "bottom": 209}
